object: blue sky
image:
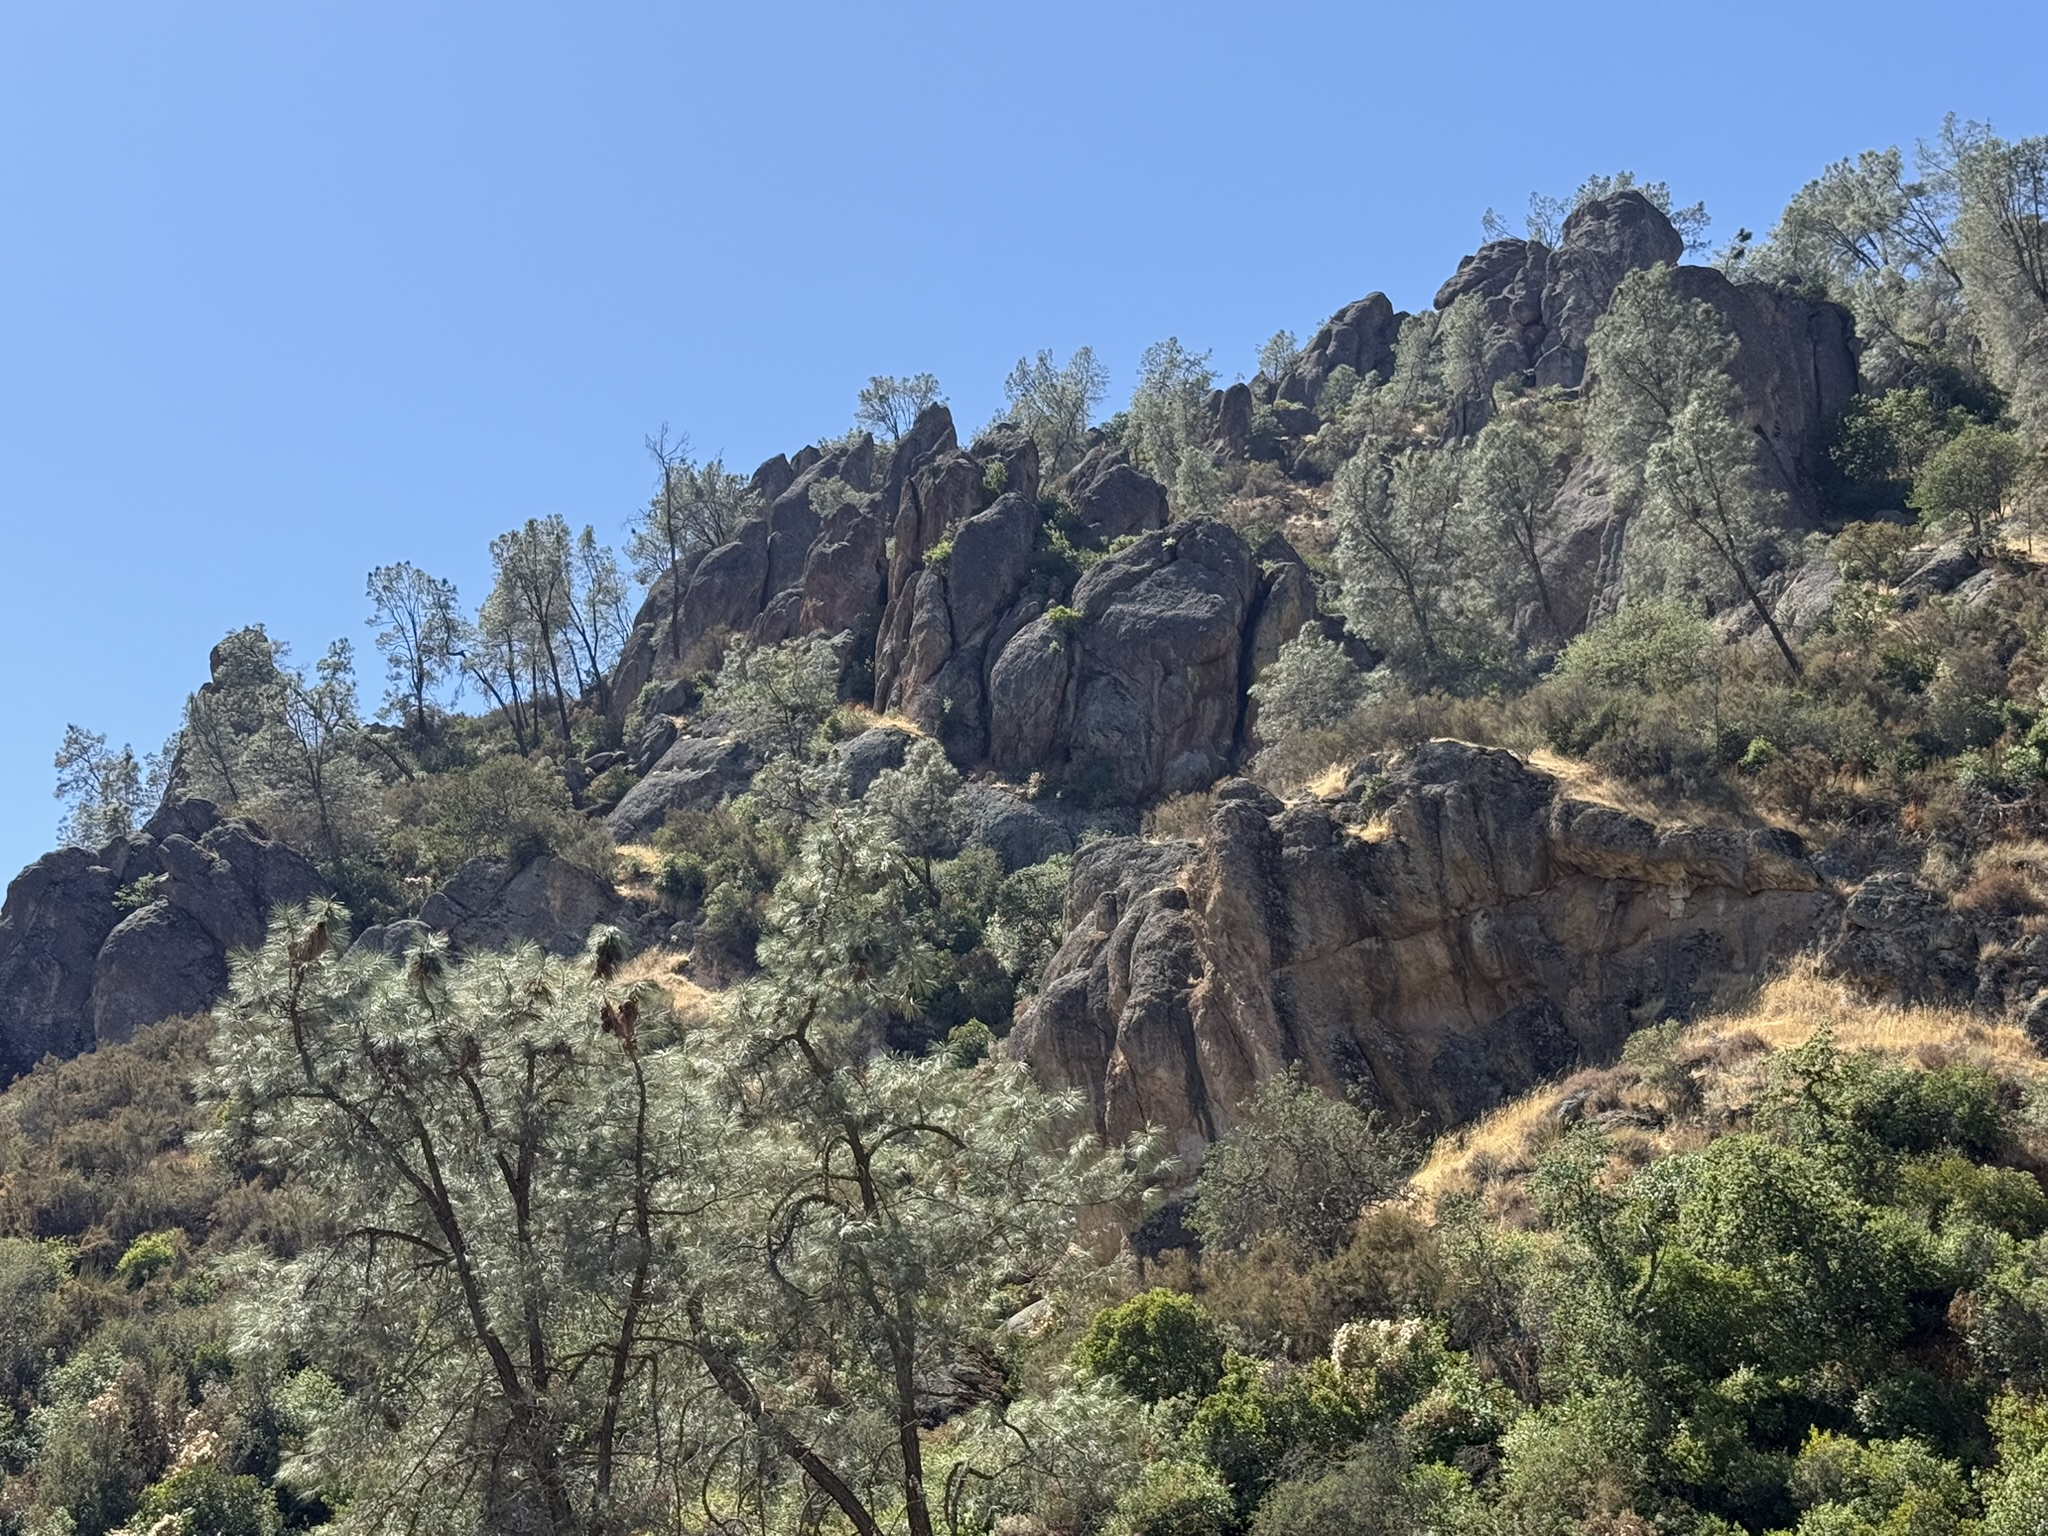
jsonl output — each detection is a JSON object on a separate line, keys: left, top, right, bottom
{"left": 3, "top": 1, "right": 2045, "bottom": 880}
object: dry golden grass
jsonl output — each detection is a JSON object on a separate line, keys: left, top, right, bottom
{"left": 611, "top": 842, "right": 664, "bottom": 903}
{"left": 1343, "top": 815, "right": 1393, "bottom": 844}
{"left": 834, "top": 704, "right": 924, "bottom": 738}
{"left": 1306, "top": 762, "right": 1352, "bottom": 800}
{"left": 1526, "top": 749, "right": 1684, "bottom": 827}
{"left": 1414, "top": 962, "right": 2048, "bottom": 1203}
{"left": 616, "top": 948, "right": 717, "bottom": 1021}
{"left": 1145, "top": 791, "right": 1216, "bottom": 842}
{"left": 1956, "top": 840, "right": 2048, "bottom": 918}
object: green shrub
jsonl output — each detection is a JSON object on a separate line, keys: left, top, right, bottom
{"left": 1192, "top": 1070, "right": 1414, "bottom": 1261}
{"left": 1045, "top": 604, "right": 1084, "bottom": 638}
{"left": 114, "top": 1229, "right": 180, "bottom": 1289}
{"left": 584, "top": 762, "right": 636, "bottom": 809}
{"left": 656, "top": 853, "right": 706, "bottom": 912}
{"left": 1108, "top": 1459, "right": 1235, "bottom": 1536}
{"left": 135, "top": 1464, "right": 283, "bottom": 1536}
{"left": 1251, "top": 1440, "right": 1472, "bottom": 1536}
{"left": 1188, "top": 1356, "right": 1372, "bottom": 1512}
{"left": 924, "top": 536, "right": 954, "bottom": 572}
{"left": 112, "top": 874, "right": 162, "bottom": 912}
{"left": 390, "top": 753, "right": 613, "bottom": 881}
{"left": 1076, "top": 1290, "right": 1225, "bottom": 1404}
{"left": 1785, "top": 1430, "right": 1975, "bottom": 1536}
{"left": 939, "top": 1019, "right": 994, "bottom": 1068}
{"left": 1553, "top": 600, "right": 1713, "bottom": 694}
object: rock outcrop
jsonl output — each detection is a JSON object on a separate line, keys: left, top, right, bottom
{"left": 989, "top": 522, "right": 1277, "bottom": 801}
{"left": 606, "top": 734, "right": 757, "bottom": 843}
{"left": 416, "top": 853, "right": 628, "bottom": 957}
{"left": 1010, "top": 743, "right": 1830, "bottom": 1163}
{"left": 0, "top": 800, "right": 323, "bottom": 1079}
{"left": 1432, "top": 190, "right": 1686, "bottom": 410}
{"left": 1274, "top": 293, "right": 1405, "bottom": 410}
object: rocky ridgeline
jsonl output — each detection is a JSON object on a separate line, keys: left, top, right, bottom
{"left": 0, "top": 191, "right": 1893, "bottom": 1129}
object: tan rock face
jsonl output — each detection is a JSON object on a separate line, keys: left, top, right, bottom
{"left": 1010, "top": 741, "right": 1831, "bottom": 1164}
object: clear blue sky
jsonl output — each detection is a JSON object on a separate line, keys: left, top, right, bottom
{"left": 3, "top": 1, "right": 2044, "bottom": 881}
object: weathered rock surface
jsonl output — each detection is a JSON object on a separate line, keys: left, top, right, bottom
{"left": 1433, "top": 191, "right": 1685, "bottom": 416}
{"left": 990, "top": 521, "right": 1264, "bottom": 801}
{"left": 878, "top": 492, "right": 1043, "bottom": 761}
{"left": 1063, "top": 450, "right": 1170, "bottom": 543}
{"left": 1275, "top": 293, "right": 1404, "bottom": 410}
{"left": 606, "top": 734, "right": 757, "bottom": 843}
{"left": 1010, "top": 743, "right": 1830, "bottom": 1162}
{"left": 0, "top": 800, "right": 323, "bottom": 1078}
{"left": 417, "top": 853, "right": 626, "bottom": 957}
{"left": 1665, "top": 265, "right": 1860, "bottom": 521}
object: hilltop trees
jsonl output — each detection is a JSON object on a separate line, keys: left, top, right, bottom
{"left": 1586, "top": 264, "right": 1803, "bottom": 674}
{"left": 1127, "top": 337, "right": 1224, "bottom": 517}
{"left": 855, "top": 373, "right": 945, "bottom": 442}
{"left": 364, "top": 561, "right": 463, "bottom": 734}
{"left": 178, "top": 627, "right": 382, "bottom": 867}
{"left": 51, "top": 727, "right": 149, "bottom": 848}
{"left": 629, "top": 428, "right": 755, "bottom": 661}
{"left": 1003, "top": 346, "right": 1108, "bottom": 478}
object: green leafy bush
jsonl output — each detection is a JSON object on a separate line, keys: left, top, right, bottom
{"left": 1075, "top": 1290, "right": 1225, "bottom": 1404}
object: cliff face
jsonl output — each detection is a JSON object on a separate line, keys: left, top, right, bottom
{"left": 0, "top": 799, "right": 322, "bottom": 1080}
{"left": 1011, "top": 742, "right": 1833, "bottom": 1162}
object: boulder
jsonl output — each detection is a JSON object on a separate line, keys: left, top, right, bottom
{"left": 90, "top": 817, "right": 325, "bottom": 1046}
{"left": 874, "top": 452, "right": 986, "bottom": 709}
{"left": 1544, "top": 191, "right": 1687, "bottom": 365}
{"left": 1065, "top": 454, "right": 1169, "bottom": 543}
{"left": 0, "top": 847, "right": 122, "bottom": 1077}
{"left": 989, "top": 521, "right": 1262, "bottom": 801}
{"left": 1211, "top": 382, "right": 1253, "bottom": 460}
{"left": 748, "top": 453, "right": 796, "bottom": 506}
{"left": 967, "top": 424, "right": 1041, "bottom": 505}
{"left": 1430, "top": 191, "right": 1685, "bottom": 423}
{"left": 1275, "top": 293, "right": 1404, "bottom": 410}
{"left": 1899, "top": 541, "right": 1980, "bottom": 601}
{"left": 879, "top": 403, "right": 959, "bottom": 522}
{"left": 417, "top": 854, "right": 624, "bottom": 957}
{"left": 797, "top": 498, "right": 890, "bottom": 638}
{"left": 606, "top": 734, "right": 757, "bottom": 843}
{"left": 1821, "top": 873, "right": 1980, "bottom": 1003}
{"left": 949, "top": 784, "right": 1074, "bottom": 873}
{"left": 1665, "top": 266, "right": 1859, "bottom": 522}
{"left": 1010, "top": 742, "right": 1831, "bottom": 1163}
{"left": 0, "top": 800, "right": 324, "bottom": 1075}
{"left": 837, "top": 725, "right": 916, "bottom": 799}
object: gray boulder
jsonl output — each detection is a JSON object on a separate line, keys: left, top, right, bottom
{"left": 1275, "top": 293, "right": 1403, "bottom": 410}
{"left": 0, "top": 800, "right": 324, "bottom": 1076}
{"left": 606, "top": 734, "right": 756, "bottom": 843}
{"left": 837, "top": 726, "right": 916, "bottom": 799}
{"left": 967, "top": 425, "right": 1041, "bottom": 505}
{"left": 90, "top": 817, "right": 325, "bottom": 1046}
{"left": 1430, "top": 191, "right": 1685, "bottom": 422}
{"left": 797, "top": 497, "right": 890, "bottom": 638}
{"left": 1064, "top": 452, "right": 1169, "bottom": 543}
{"left": 418, "top": 854, "right": 624, "bottom": 957}
{"left": 949, "top": 784, "right": 1074, "bottom": 873}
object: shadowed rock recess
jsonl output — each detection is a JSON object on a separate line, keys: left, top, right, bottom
{"left": 1011, "top": 742, "right": 1830, "bottom": 1162}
